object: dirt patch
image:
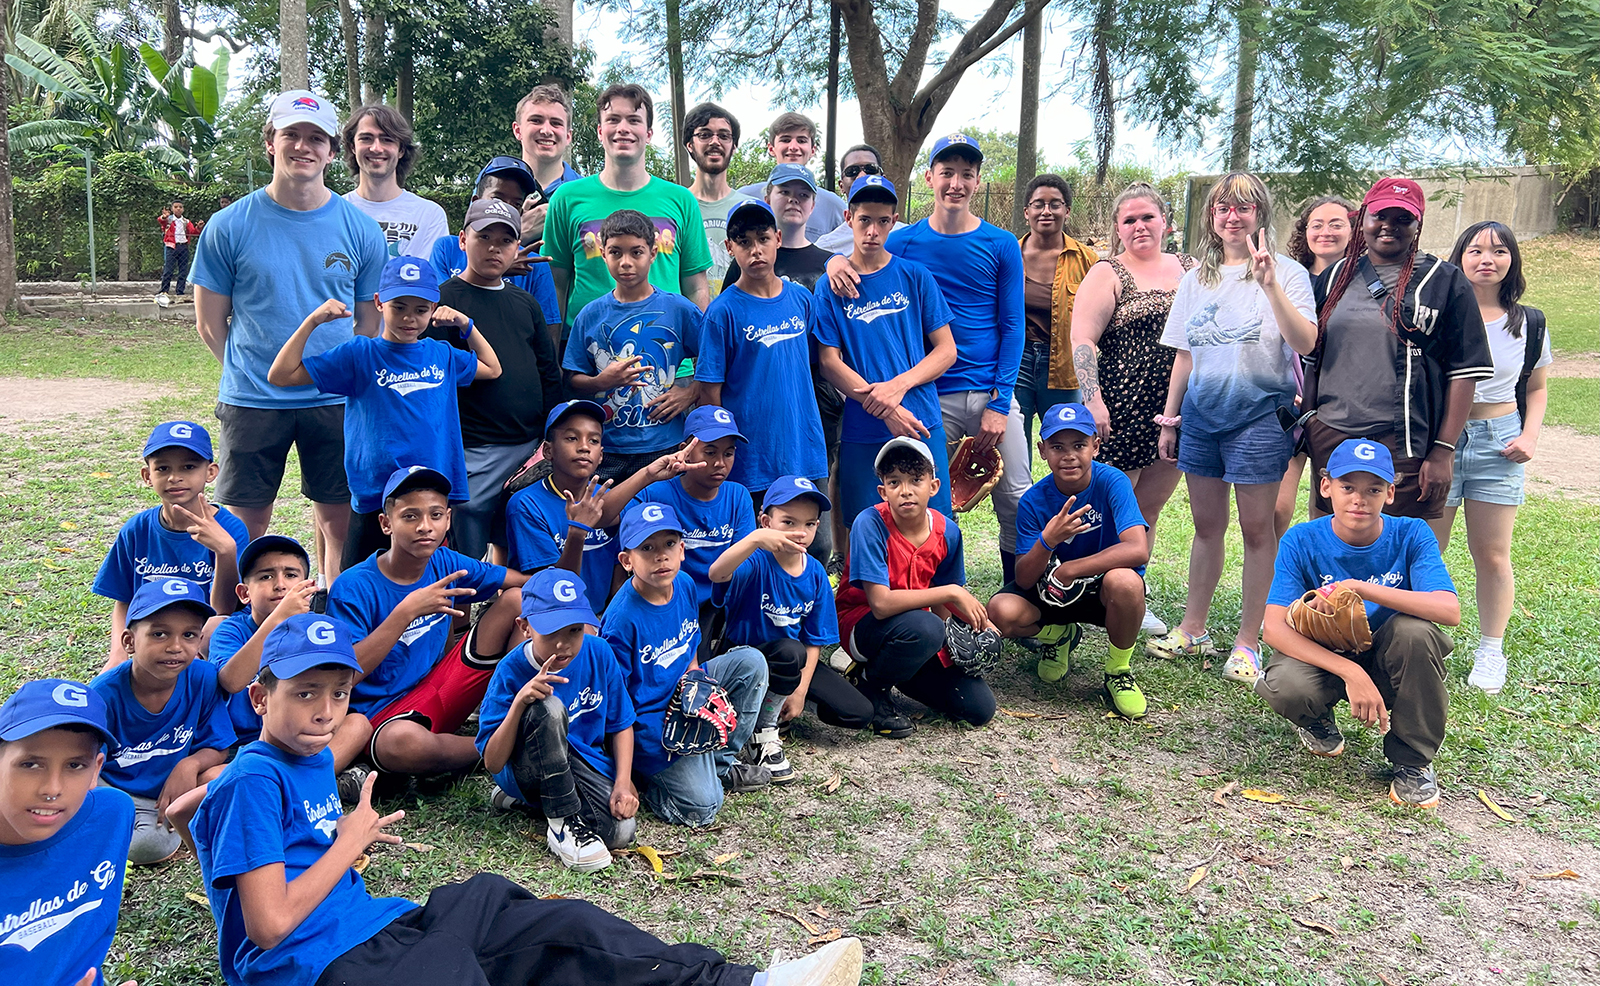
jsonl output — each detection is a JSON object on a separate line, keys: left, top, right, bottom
{"left": 0, "top": 375, "right": 177, "bottom": 434}
{"left": 1550, "top": 355, "right": 1600, "bottom": 379}
{"left": 1526, "top": 424, "right": 1600, "bottom": 503}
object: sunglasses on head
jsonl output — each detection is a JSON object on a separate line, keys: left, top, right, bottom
{"left": 842, "top": 163, "right": 882, "bottom": 179}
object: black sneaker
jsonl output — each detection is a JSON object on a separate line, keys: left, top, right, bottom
{"left": 337, "top": 764, "right": 373, "bottom": 804}
{"left": 869, "top": 694, "right": 915, "bottom": 739}
{"left": 1389, "top": 764, "right": 1441, "bottom": 809}
{"left": 1296, "top": 715, "right": 1346, "bottom": 757}
{"left": 722, "top": 761, "right": 772, "bottom": 793}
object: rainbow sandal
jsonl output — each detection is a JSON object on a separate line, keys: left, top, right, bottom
{"left": 1221, "top": 644, "right": 1262, "bottom": 684}
{"left": 1144, "top": 626, "right": 1216, "bottom": 660}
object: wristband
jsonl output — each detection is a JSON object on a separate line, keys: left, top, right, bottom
{"left": 1037, "top": 535, "right": 1057, "bottom": 553}
{"left": 460, "top": 318, "right": 476, "bottom": 340}
{"left": 566, "top": 520, "right": 595, "bottom": 533}
{"left": 1432, "top": 439, "right": 1456, "bottom": 451}
{"left": 1152, "top": 414, "right": 1181, "bottom": 428}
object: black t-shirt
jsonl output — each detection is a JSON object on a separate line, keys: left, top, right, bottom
{"left": 727, "top": 243, "right": 833, "bottom": 293}
{"left": 430, "top": 277, "right": 561, "bottom": 447}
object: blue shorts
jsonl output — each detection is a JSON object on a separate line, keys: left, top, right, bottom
{"left": 1177, "top": 413, "right": 1293, "bottom": 486}
{"left": 1447, "top": 412, "right": 1525, "bottom": 507}
{"left": 838, "top": 423, "right": 952, "bottom": 525}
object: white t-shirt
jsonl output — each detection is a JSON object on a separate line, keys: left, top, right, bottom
{"left": 342, "top": 188, "right": 450, "bottom": 259}
{"left": 1159, "top": 257, "right": 1316, "bottom": 432}
{"left": 1476, "top": 312, "right": 1553, "bottom": 404}
{"left": 172, "top": 218, "right": 188, "bottom": 244}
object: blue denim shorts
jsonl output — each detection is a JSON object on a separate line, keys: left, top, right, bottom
{"left": 1177, "top": 412, "right": 1294, "bottom": 486}
{"left": 1446, "top": 412, "right": 1526, "bottom": 507}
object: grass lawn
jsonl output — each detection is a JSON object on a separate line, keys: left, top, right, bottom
{"left": 4, "top": 315, "right": 1600, "bottom": 986}
{"left": 1545, "top": 377, "right": 1599, "bottom": 435}
{"left": 1520, "top": 231, "right": 1599, "bottom": 356}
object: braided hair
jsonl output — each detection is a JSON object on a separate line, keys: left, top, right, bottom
{"left": 1314, "top": 201, "right": 1421, "bottom": 356}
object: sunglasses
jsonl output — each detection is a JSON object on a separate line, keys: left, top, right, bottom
{"left": 842, "top": 163, "right": 882, "bottom": 179}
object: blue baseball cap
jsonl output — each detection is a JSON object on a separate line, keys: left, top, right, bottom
{"left": 847, "top": 174, "right": 898, "bottom": 206}
{"left": 684, "top": 405, "right": 746, "bottom": 443}
{"left": 0, "top": 679, "right": 117, "bottom": 750}
{"left": 726, "top": 198, "right": 776, "bottom": 231}
{"left": 1327, "top": 439, "right": 1396, "bottom": 483}
{"left": 929, "top": 133, "right": 983, "bottom": 165}
{"left": 259, "top": 613, "right": 363, "bottom": 678}
{"left": 619, "top": 501, "right": 683, "bottom": 550}
{"left": 237, "top": 534, "right": 310, "bottom": 582}
{"left": 1040, "top": 402, "right": 1098, "bottom": 440}
{"left": 377, "top": 256, "right": 440, "bottom": 304}
{"left": 142, "top": 420, "right": 213, "bottom": 461}
{"left": 762, "top": 475, "right": 831, "bottom": 513}
{"left": 766, "top": 164, "right": 818, "bottom": 192}
{"left": 543, "top": 399, "right": 608, "bottom": 439}
{"left": 475, "top": 155, "right": 539, "bottom": 196}
{"left": 382, "top": 465, "right": 451, "bottom": 504}
{"left": 127, "top": 577, "right": 215, "bottom": 623}
{"left": 520, "top": 568, "right": 599, "bottom": 635}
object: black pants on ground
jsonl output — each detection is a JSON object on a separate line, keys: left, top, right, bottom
{"left": 160, "top": 243, "right": 191, "bottom": 293}
{"left": 1255, "top": 614, "right": 1451, "bottom": 766}
{"left": 510, "top": 696, "right": 632, "bottom": 848}
{"left": 752, "top": 637, "right": 805, "bottom": 696}
{"left": 315, "top": 873, "right": 756, "bottom": 986}
{"left": 848, "top": 609, "right": 995, "bottom": 726}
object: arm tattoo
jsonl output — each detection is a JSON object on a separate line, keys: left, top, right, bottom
{"left": 1074, "top": 343, "right": 1100, "bottom": 403}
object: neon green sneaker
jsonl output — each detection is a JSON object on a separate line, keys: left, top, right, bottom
{"left": 1102, "top": 669, "right": 1148, "bottom": 719}
{"left": 1034, "top": 624, "right": 1082, "bottom": 682}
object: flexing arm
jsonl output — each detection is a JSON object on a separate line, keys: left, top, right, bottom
{"left": 195, "top": 286, "right": 233, "bottom": 362}
{"left": 269, "top": 300, "right": 350, "bottom": 387}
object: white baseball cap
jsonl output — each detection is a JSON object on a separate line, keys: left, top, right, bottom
{"left": 268, "top": 89, "right": 339, "bottom": 137}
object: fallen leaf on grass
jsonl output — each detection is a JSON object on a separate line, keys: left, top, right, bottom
{"left": 1212, "top": 780, "right": 1241, "bottom": 806}
{"left": 1303, "top": 892, "right": 1328, "bottom": 903}
{"left": 711, "top": 851, "right": 739, "bottom": 866}
{"left": 1184, "top": 865, "right": 1208, "bottom": 892}
{"left": 1377, "top": 973, "right": 1404, "bottom": 986}
{"left": 1340, "top": 856, "right": 1354, "bottom": 874}
{"left": 59, "top": 521, "right": 78, "bottom": 530}
{"left": 1531, "top": 869, "right": 1581, "bottom": 881}
{"left": 539, "top": 893, "right": 567, "bottom": 899}
{"left": 822, "top": 773, "right": 842, "bottom": 794}
{"left": 1292, "top": 916, "right": 1339, "bottom": 936}
{"left": 351, "top": 854, "right": 369, "bottom": 873}
{"left": 808, "top": 928, "right": 843, "bottom": 945}
{"left": 54, "top": 547, "right": 73, "bottom": 554}
{"left": 1242, "top": 788, "right": 1285, "bottom": 804}
{"left": 1477, "top": 789, "right": 1520, "bottom": 822}
{"left": 42, "top": 562, "right": 68, "bottom": 572}
{"left": 768, "top": 909, "right": 821, "bottom": 934}
{"left": 10, "top": 598, "right": 22, "bottom": 609}
{"left": 403, "top": 842, "right": 434, "bottom": 853}
{"left": 809, "top": 906, "right": 831, "bottom": 919}
{"left": 185, "top": 892, "right": 208, "bottom": 906}
{"left": 1048, "top": 756, "right": 1062, "bottom": 775}
{"left": 91, "top": 472, "right": 113, "bottom": 479}
{"left": 634, "top": 845, "right": 665, "bottom": 874}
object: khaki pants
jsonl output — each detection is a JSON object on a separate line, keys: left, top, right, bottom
{"left": 939, "top": 392, "right": 1031, "bottom": 552}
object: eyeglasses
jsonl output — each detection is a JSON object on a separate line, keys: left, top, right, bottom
{"left": 842, "top": 163, "right": 882, "bottom": 179}
{"left": 692, "top": 129, "right": 735, "bottom": 144}
{"left": 1026, "top": 199, "right": 1067, "bottom": 212}
{"left": 1307, "top": 219, "right": 1349, "bottom": 232}
{"left": 1213, "top": 202, "right": 1258, "bottom": 216}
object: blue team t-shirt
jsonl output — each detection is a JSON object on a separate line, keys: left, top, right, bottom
{"left": 562, "top": 289, "right": 702, "bottom": 454}
{"left": 886, "top": 220, "right": 1025, "bottom": 412}
{"left": 1269, "top": 516, "right": 1456, "bottom": 632}
{"left": 302, "top": 335, "right": 478, "bottom": 513}
{"left": 475, "top": 636, "right": 636, "bottom": 801}
{"left": 504, "top": 479, "right": 619, "bottom": 614}
{"left": 92, "top": 505, "right": 250, "bottom": 604}
{"left": 599, "top": 573, "right": 701, "bottom": 776}
{"left": 695, "top": 283, "right": 828, "bottom": 487}
{"left": 637, "top": 478, "right": 756, "bottom": 609}
{"left": 327, "top": 549, "right": 506, "bottom": 716}
{"left": 811, "top": 256, "right": 952, "bottom": 444}
{"left": 848, "top": 506, "right": 967, "bottom": 590}
{"left": 90, "top": 659, "right": 236, "bottom": 800}
{"left": 426, "top": 234, "right": 563, "bottom": 331}
{"left": 0, "top": 787, "right": 132, "bottom": 984}
{"left": 192, "top": 742, "right": 417, "bottom": 986}
{"left": 715, "top": 548, "right": 839, "bottom": 649}
{"left": 206, "top": 610, "right": 265, "bottom": 742}
{"left": 1016, "top": 463, "right": 1149, "bottom": 578}
{"left": 189, "top": 189, "right": 388, "bottom": 409}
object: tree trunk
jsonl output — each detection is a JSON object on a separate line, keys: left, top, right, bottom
{"left": 396, "top": 21, "right": 414, "bottom": 122}
{"left": 117, "top": 211, "right": 130, "bottom": 281}
{"left": 337, "top": 0, "right": 361, "bottom": 111}
{"left": 666, "top": 0, "right": 689, "bottom": 185}
{"left": 540, "top": 0, "right": 574, "bottom": 47}
{"left": 1228, "top": 0, "right": 1261, "bottom": 172}
{"left": 163, "top": 0, "right": 184, "bottom": 67}
{"left": 0, "top": 0, "right": 16, "bottom": 317}
{"left": 280, "top": 0, "right": 309, "bottom": 90}
{"left": 1090, "top": 0, "right": 1114, "bottom": 183}
{"left": 1012, "top": 8, "right": 1042, "bottom": 234}
{"left": 362, "top": 12, "right": 387, "bottom": 104}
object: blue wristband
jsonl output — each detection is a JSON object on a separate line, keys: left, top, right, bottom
{"left": 459, "top": 318, "right": 475, "bottom": 340}
{"left": 1038, "top": 536, "right": 1057, "bottom": 553}
{"left": 567, "top": 520, "right": 595, "bottom": 533}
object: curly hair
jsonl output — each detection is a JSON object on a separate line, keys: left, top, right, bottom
{"left": 1285, "top": 195, "right": 1356, "bottom": 271}
{"left": 600, "top": 209, "right": 657, "bottom": 245}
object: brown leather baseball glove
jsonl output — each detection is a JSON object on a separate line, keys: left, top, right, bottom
{"left": 948, "top": 436, "right": 1003, "bottom": 513}
{"left": 1286, "top": 584, "right": 1373, "bottom": 654}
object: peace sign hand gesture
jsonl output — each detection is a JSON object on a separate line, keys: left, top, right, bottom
{"left": 645, "top": 439, "right": 708, "bottom": 482}
{"left": 1248, "top": 229, "right": 1277, "bottom": 289}
{"left": 564, "top": 475, "right": 611, "bottom": 529}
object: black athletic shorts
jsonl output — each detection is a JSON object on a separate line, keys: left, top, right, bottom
{"left": 214, "top": 401, "right": 350, "bottom": 507}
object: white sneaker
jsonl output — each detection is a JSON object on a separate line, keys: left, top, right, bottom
{"left": 765, "top": 937, "right": 864, "bottom": 986}
{"left": 546, "top": 815, "right": 612, "bottom": 872}
{"left": 1467, "top": 648, "right": 1507, "bottom": 695}
{"left": 155, "top": 292, "right": 171, "bottom": 307}
{"left": 1140, "top": 607, "right": 1168, "bottom": 636}
{"left": 751, "top": 727, "right": 796, "bottom": 784}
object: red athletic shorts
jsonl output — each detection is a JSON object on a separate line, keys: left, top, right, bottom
{"left": 367, "top": 624, "right": 498, "bottom": 769}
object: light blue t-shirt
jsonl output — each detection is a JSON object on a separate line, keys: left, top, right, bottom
{"left": 599, "top": 573, "right": 701, "bottom": 776}
{"left": 90, "top": 658, "right": 236, "bottom": 799}
{"left": 92, "top": 506, "right": 250, "bottom": 604}
{"left": 189, "top": 189, "right": 388, "bottom": 409}
{"left": 504, "top": 478, "right": 619, "bottom": 615}
{"left": 637, "top": 478, "right": 757, "bottom": 608}
{"left": 192, "top": 742, "right": 416, "bottom": 986}
{"left": 696, "top": 282, "right": 829, "bottom": 487}
{"left": 715, "top": 548, "right": 839, "bottom": 649}
{"left": 302, "top": 335, "right": 478, "bottom": 513}
{"left": 562, "top": 289, "right": 702, "bottom": 455}
{"left": 1016, "top": 463, "right": 1149, "bottom": 578}
{"left": 810, "top": 256, "right": 951, "bottom": 444}
{"left": 426, "top": 234, "right": 563, "bottom": 331}
{"left": 1269, "top": 516, "right": 1456, "bottom": 632}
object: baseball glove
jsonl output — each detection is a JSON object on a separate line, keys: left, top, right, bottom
{"left": 1286, "top": 584, "right": 1372, "bottom": 653}
{"left": 502, "top": 446, "right": 550, "bottom": 497}
{"left": 949, "top": 436, "right": 1003, "bottom": 513}
{"left": 661, "top": 669, "right": 738, "bottom": 756}
{"left": 1036, "top": 570, "right": 1101, "bottom": 608}
{"left": 944, "top": 617, "right": 1003, "bottom": 678}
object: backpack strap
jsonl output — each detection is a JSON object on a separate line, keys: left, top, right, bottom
{"left": 1515, "top": 307, "right": 1547, "bottom": 427}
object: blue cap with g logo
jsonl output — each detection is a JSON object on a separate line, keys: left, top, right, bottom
{"left": 1039, "top": 402, "right": 1098, "bottom": 440}
{"left": 377, "top": 256, "right": 441, "bottom": 304}
{"left": 126, "top": 576, "right": 216, "bottom": 623}
{"left": 520, "top": 568, "right": 599, "bottom": 635}
{"left": 619, "top": 501, "right": 683, "bottom": 550}
{"left": 762, "top": 474, "right": 832, "bottom": 513}
{"left": 684, "top": 405, "right": 746, "bottom": 443}
{"left": 260, "top": 613, "right": 363, "bottom": 678}
{"left": 142, "top": 420, "right": 214, "bottom": 461}
{"left": 847, "top": 174, "right": 898, "bottom": 206}
{"left": 929, "top": 132, "right": 984, "bottom": 165}
{"left": 0, "top": 679, "right": 118, "bottom": 750}
{"left": 1327, "top": 439, "right": 1396, "bottom": 483}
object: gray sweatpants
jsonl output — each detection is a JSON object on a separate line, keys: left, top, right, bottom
{"left": 939, "top": 391, "right": 1031, "bottom": 552}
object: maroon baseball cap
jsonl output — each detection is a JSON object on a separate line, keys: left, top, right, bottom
{"left": 1361, "top": 177, "right": 1425, "bottom": 219}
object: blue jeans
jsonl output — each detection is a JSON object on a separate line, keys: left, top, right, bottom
{"left": 641, "top": 647, "right": 768, "bottom": 827}
{"left": 1017, "top": 339, "right": 1082, "bottom": 448}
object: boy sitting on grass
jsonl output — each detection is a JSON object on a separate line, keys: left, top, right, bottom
{"left": 208, "top": 535, "right": 372, "bottom": 771}
{"left": 833, "top": 438, "right": 995, "bottom": 737}
{"left": 90, "top": 578, "right": 234, "bottom": 865}
{"left": 326, "top": 467, "right": 529, "bottom": 786}
{"left": 711, "top": 476, "right": 855, "bottom": 784}
{"left": 563, "top": 209, "right": 702, "bottom": 483}
{"left": 269, "top": 256, "right": 501, "bottom": 571}
{"left": 985, "top": 403, "right": 1151, "bottom": 718}
{"left": 601, "top": 502, "right": 771, "bottom": 826}
{"left": 1260, "top": 439, "right": 1459, "bottom": 809}
{"left": 0, "top": 679, "right": 133, "bottom": 986}
{"left": 94, "top": 420, "right": 250, "bottom": 667}
{"left": 477, "top": 569, "right": 638, "bottom": 872}
{"left": 188, "top": 613, "right": 863, "bottom": 986}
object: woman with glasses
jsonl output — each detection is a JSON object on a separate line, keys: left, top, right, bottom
{"left": 1146, "top": 173, "right": 1318, "bottom": 686}
{"left": 1017, "top": 175, "right": 1100, "bottom": 446}
{"left": 1070, "top": 183, "right": 1196, "bottom": 637}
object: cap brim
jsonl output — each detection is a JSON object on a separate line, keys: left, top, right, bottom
{"left": 466, "top": 217, "right": 520, "bottom": 235}
{"left": 377, "top": 286, "right": 441, "bottom": 304}
{"left": 0, "top": 714, "right": 118, "bottom": 751}
{"left": 690, "top": 425, "right": 747, "bottom": 443}
{"left": 264, "top": 653, "right": 363, "bottom": 680}
{"left": 621, "top": 522, "right": 683, "bottom": 550}
{"left": 874, "top": 437, "right": 934, "bottom": 469}
{"left": 142, "top": 439, "right": 212, "bottom": 460}
{"left": 1330, "top": 464, "right": 1396, "bottom": 482}
{"left": 127, "top": 597, "right": 216, "bottom": 623}
{"left": 274, "top": 111, "right": 338, "bottom": 137}
{"left": 546, "top": 401, "right": 607, "bottom": 437}
{"left": 764, "top": 488, "right": 832, "bottom": 513}
{"left": 1363, "top": 196, "right": 1422, "bottom": 218}
{"left": 932, "top": 147, "right": 983, "bottom": 164}
{"left": 239, "top": 536, "right": 309, "bottom": 578}
{"left": 1040, "top": 422, "right": 1096, "bottom": 440}
{"left": 848, "top": 189, "right": 897, "bottom": 206}
{"left": 525, "top": 605, "right": 599, "bottom": 636}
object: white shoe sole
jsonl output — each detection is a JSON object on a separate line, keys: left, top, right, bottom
{"left": 770, "top": 937, "right": 864, "bottom": 986}
{"left": 547, "top": 832, "right": 612, "bottom": 872}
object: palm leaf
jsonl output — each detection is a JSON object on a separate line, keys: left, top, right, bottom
{"left": 190, "top": 65, "right": 219, "bottom": 121}
{"left": 5, "top": 117, "right": 90, "bottom": 150}
{"left": 7, "top": 33, "right": 93, "bottom": 101}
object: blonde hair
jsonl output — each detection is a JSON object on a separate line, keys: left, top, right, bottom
{"left": 1109, "top": 182, "right": 1168, "bottom": 256}
{"left": 1197, "top": 172, "right": 1273, "bottom": 288}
